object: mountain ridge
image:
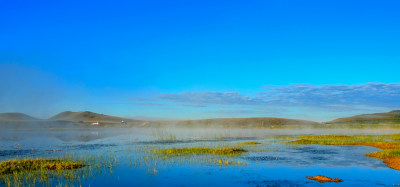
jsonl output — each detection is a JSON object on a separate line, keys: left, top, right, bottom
{"left": 0, "top": 112, "right": 40, "bottom": 121}
{"left": 327, "top": 110, "right": 400, "bottom": 124}
{"left": 1, "top": 110, "right": 400, "bottom": 128}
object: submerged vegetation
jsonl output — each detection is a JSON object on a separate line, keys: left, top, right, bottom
{"left": 217, "top": 159, "right": 246, "bottom": 166}
{"left": 287, "top": 134, "right": 400, "bottom": 171}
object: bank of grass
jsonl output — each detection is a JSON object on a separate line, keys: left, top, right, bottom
{"left": 0, "top": 152, "right": 119, "bottom": 187}
{"left": 366, "top": 149, "right": 400, "bottom": 170}
{"left": 0, "top": 158, "right": 84, "bottom": 175}
{"left": 0, "top": 157, "right": 85, "bottom": 187}
{"left": 157, "top": 147, "right": 247, "bottom": 156}
{"left": 287, "top": 134, "right": 400, "bottom": 171}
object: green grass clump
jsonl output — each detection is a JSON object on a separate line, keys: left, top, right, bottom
{"left": 289, "top": 134, "right": 400, "bottom": 149}
{"left": 366, "top": 149, "right": 400, "bottom": 159}
{"left": 0, "top": 158, "right": 84, "bottom": 175}
{"left": 366, "top": 149, "right": 400, "bottom": 171}
{"left": 297, "top": 134, "right": 352, "bottom": 140}
{"left": 158, "top": 147, "right": 247, "bottom": 156}
{"left": 0, "top": 157, "right": 86, "bottom": 187}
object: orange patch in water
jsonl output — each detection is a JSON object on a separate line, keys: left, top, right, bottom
{"left": 306, "top": 175, "right": 343, "bottom": 183}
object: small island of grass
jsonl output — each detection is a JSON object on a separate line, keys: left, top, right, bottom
{"left": 0, "top": 158, "right": 84, "bottom": 175}
{"left": 158, "top": 147, "right": 247, "bottom": 156}
{"left": 0, "top": 158, "right": 85, "bottom": 187}
{"left": 306, "top": 175, "right": 343, "bottom": 183}
{"left": 237, "top": 141, "right": 262, "bottom": 145}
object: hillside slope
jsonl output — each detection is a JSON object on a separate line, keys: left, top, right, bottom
{"left": 327, "top": 110, "right": 400, "bottom": 124}
{"left": 50, "top": 111, "right": 144, "bottom": 127}
{"left": 0, "top": 113, "right": 39, "bottom": 121}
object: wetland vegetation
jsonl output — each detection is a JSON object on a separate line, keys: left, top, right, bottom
{"left": 0, "top": 152, "right": 119, "bottom": 187}
{"left": 157, "top": 147, "right": 247, "bottom": 156}
{"left": 2, "top": 129, "right": 400, "bottom": 186}
{"left": 286, "top": 134, "right": 400, "bottom": 171}
{"left": 2, "top": 110, "right": 400, "bottom": 186}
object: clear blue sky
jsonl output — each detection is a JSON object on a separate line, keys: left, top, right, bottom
{"left": 1, "top": 0, "right": 399, "bottom": 121}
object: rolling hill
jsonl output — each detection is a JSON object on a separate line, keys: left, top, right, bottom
{"left": 327, "top": 110, "right": 400, "bottom": 124}
{"left": 0, "top": 112, "right": 40, "bottom": 121}
{"left": 2, "top": 110, "right": 400, "bottom": 129}
{"left": 51, "top": 111, "right": 130, "bottom": 122}
{"left": 50, "top": 111, "right": 144, "bottom": 127}
{"left": 0, "top": 111, "right": 144, "bottom": 129}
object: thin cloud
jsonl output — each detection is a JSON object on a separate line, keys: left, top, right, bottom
{"left": 144, "top": 82, "right": 400, "bottom": 110}
{"left": 159, "top": 91, "right": 264, "bottom": 105}
{"left": 260, "top": 82, "right": 400, "bottom": 108}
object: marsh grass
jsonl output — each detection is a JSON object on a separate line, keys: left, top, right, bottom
{"left": 151, "top": 130, "right": 177, "bottom": 142}
{"left": 236, "top": 141, "right": 261, "bottom": 145}
{"left": 286, "top": 134, "right": 400, "bottom": 171}
{"left": 0, "top": 156, "right": 85, "bottom": 187}
{"left": 0, "top": 151, "right": 119, "bottom": 187}
{"left": 0, "top": 158, "right": 84, "bottom": 175}
{"left": 216, "top": 159, "right": 247, "bottom": 166}
{"left": 123, "top": 143, "right": 250, "bottom": 176}
{"left": 157, "top": 147, "right": 247, "bottom": 156}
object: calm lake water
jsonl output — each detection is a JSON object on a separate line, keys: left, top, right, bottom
{"left": 1, "top": 128, "right": 400, "bottom": 186}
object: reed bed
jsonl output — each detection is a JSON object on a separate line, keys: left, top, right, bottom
{"left": 157, "top": 147, "right": 247, "bottom": 156}
{"left": 0, "top": 151, "right": 119, "bottom": 187}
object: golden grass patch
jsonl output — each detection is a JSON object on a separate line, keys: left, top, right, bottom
{"left": 306, "top": 175, "right": 343, "bottom": 183}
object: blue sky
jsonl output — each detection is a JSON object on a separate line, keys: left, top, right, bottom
{"left": 1, "top": 0, "right": 399, "bottom": 121}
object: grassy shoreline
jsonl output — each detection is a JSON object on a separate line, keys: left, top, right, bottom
{"left": 286, "top": 134, "right": 400, "bottom": 171}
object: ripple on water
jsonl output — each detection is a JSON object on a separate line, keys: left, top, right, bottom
{"left": 293, "top": 146, "right": 338, "bottom": 155}
{"left": 0, "top": 149, "right": 38, "bottom": 157}
{"left": 245, "top": 156, "right": 288, "bottom": 161}
{"left": 247, "top": 180, "right": 305, "bottom": 187}
{"left": 63, "top": 143, "right": 117, "bottom": 150}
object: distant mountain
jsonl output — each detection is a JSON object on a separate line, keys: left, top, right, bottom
{"left": 0, "top": 112, "right": 39, "bottom": 121}
{"left": 4, "top": 110, "right": 400, "bottom": 129}
{"left": 327, "top": 110, "right": 400, "bottom": 124}
{"left": 147, "top": 117, "right": 321, "bottom": 128}
{"left": 50, "top": 111, "right": 143, "bottom": 126}
{"left": 0, "top": 111, "right": 323, "bottom": 128}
